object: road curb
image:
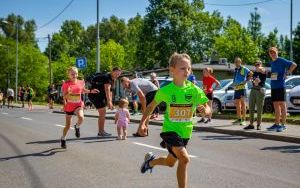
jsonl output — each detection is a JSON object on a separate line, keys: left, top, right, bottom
{"left": 53, "top": 111, "right": 300, "bottom": 144}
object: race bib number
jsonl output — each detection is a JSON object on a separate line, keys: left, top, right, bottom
{"left": 271, "top": 73, "right": 278, "bottom": 80}
{"left": 68, "top": 94, "right": 81, "bottom": 103}
{"left": 234, "top": 84, "right": 245, "bottom": 90}
{"left": 169, "top": 104, "right": 193, "bottom": 122}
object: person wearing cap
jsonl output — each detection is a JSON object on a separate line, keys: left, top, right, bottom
{"left": 244, "top": 60, "right": 266, "bottom": 130}
{"left": 267, "top": 47, "right": 297, "bottom": 132}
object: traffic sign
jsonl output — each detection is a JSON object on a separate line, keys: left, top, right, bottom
{"left": 75, "top": 57, "right": 87, "bottom": 69}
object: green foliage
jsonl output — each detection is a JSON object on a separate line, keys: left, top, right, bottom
{"left": 100, "top": 39, "right": 125, "bottom": 72}
{"left": 293, "top": 22, "right": 300, "bottom": 74}
{"left": 214, "top": 18, "right": 259, "bottom": 64}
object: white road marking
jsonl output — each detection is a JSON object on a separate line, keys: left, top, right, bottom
{"left": 1, "top": 112, "right": 8, "bottom": 115}
{"left": 55, "top": 124, "right": 74, "bottom": 130}
{"left": 21, "top": 117, "right": 32, "bottom": 120}
{"left": 133, "top": 142, "right": 197, "bottom": 158}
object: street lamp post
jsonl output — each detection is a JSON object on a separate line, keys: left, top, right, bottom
{"left": 2, "top": 20, "right": 19, "bottom": 103}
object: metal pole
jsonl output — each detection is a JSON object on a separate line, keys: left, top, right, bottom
{"left": 96, "top": 0, "right": 100, "bottom": 73}
{"left": 48, "top": 34, "right": 52, "bottom": 85}
{"left": 15, "top": 23, "right": 18, "bottom": 103}
{"left": 290, "top": 0, "right": 293, "bottom": 61}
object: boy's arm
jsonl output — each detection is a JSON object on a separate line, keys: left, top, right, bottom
{"left": 287, "top": 62, "right": 297, "bottom": 74}
{"left": 197, "top": 103, "right": 211, "bottom": 117}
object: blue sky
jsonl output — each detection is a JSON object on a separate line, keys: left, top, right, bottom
{"left": 1, "top": 0, "right": 299, "bottom": 51}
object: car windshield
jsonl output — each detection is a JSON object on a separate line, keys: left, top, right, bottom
{"left": 266, "top": 77, "right": 300, "bottom": 89}
{"left": 215, "top": 79, "right": 232, "bottom": 90}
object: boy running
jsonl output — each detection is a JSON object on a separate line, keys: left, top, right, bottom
{"left": 61, "top": 67, "right": 99, "bottom": 148}
{"left": 139, "top": 53, "right": 210, "bottom": 188}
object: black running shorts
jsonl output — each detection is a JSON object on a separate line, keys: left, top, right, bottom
{"left": 160, "top": 132, "right": 189, "bottom": 158}
{"left": 88, "top": 92, "right": 107, "bottom": 109}
{"left": 271, "top": 88, "right": 286, "bottom": 102}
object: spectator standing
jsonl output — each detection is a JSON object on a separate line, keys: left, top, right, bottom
{"left": 267, "top": 47, "right": 297, "bottom": 132}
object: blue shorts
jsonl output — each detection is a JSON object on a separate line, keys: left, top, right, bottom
{"left": 234, "top": 89, "right": 246, "bottom": 100}
{"left": 132, "top": 94, "right": 138, "bottom": 101}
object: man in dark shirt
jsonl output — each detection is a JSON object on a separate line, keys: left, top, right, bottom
{"left": 88, "top": 67, "right": 122, "bottom": 136}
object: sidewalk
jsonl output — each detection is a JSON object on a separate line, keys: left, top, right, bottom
{"left": 51, "top": 108, "right": 300, "bottom": 144}
{"left": 7, "top": 103, "right": 299, "bottom": 144}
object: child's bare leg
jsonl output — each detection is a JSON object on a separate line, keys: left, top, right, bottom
{"left": 117, "top": 126, "right": 122, "bottom": 139}
{"left": 75, "top": 108, "right": 84, "bottom": 127}
{"left": 149, "top": 153, "right": 177, "bottom": 168}
{"left": 172, "top": 146, "right": 190, "bottom": 188}
{"left": 63, "top": 115, "right": 72, "bottom": 139}
{"left": 122, "top": 127, "right": 127, "bottom": 140}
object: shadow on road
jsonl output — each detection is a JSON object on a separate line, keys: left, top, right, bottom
{"left": 200, "top": 135, "right": 255, "bottom": 141}
{"left": 0, "top": 148, "right": 65, "bottom": 161}
{"left": 261, "top": 145, "right": 300, "bottom": 153}
{"left": 26, "top": 136, "right": 118, "bottom": 145}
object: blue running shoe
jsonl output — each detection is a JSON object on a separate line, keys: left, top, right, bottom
{"left": 141, "top": 152, "right": 155, "bottom": 174}
{"left": 267, "top": 124, "right": 280, "bottom": 131}
{"left": 277, "top": 125, "right": 286, "bottom": 132}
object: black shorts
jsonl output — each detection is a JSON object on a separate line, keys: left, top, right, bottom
{"left": 160, "top": 132, "right": 189, "bottom": 158}
{"left": 49, "top": 95, "right": 55, "bottom": 101}
{"left": 27, "top": 95, "right": 32, "bottom": 102}
{"left": 8, "top": 96, "right": 14, "bottom": 101}
{"left": 206, "top": 93, "right": 213, "bottom": 100}
{"left": 234, "top": 89, "right": 246, "bottom": 100}
{"left": 145, "top": 90, "right": 157, "bottom": 106}
{"left": 271, "top": 88, "right": 286, "bottom": 102}
{"left": 88, "top": 92, "right": 107, "bottom": 109}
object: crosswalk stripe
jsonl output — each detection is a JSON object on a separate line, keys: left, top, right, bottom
{"left": 55, "top": 124, "right": 74, "bottom": 130}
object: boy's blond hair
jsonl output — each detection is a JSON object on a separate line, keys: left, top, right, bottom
{"left": 118, "top": 98, "right": 129, "bottom": 108}
{"left": 169, "top": 52, "right": 191, "bottom": 68}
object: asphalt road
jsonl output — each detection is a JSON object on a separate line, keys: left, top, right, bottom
{"left": 0, "top": 108, "right": 300, "bottom": 188}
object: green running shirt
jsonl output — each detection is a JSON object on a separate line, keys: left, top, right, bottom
{"left": 154, "top": 81, "right": 208, "bottom": 138}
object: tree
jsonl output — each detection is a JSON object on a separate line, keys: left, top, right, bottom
{"left": 100, "top": 39, "right": 125, "bottom": 72}
{"left": 99, "top": 15, "right": 127, "bottom": 45}
{"left": 260, "top": 28, "right": 280, "bottom": 63}
{"left": 293, "top": 22, "right": 300, "bottom": 74}
{"left": 214, "top": 17, "right": 259, "bottom": 64}
{"left": 247, "top": 7, "right": 262, "bottom": 41}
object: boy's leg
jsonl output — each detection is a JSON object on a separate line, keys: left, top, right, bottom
{"left": 171, "top": 146, "right": 190, "bottom": 188}
{"left": 150, "top": 153, "right": 177, "bottom": 168}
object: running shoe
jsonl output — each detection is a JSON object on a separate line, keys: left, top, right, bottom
{"left": 141, "top": 152, "right": 155, "bottom": 174}
{"left": 61, "top": 139, "right": 66, "bottom": 149}
{"left": 232, "top": 119, "right": 241, "bottom": 125}
{"left": 204, "top": 118, "right": 211, "bottom": 124}
{"left": 198, "top": 118, "right": 205, "bottom": 123}
{"left": 240, "top": 121, "right": 246, "bottom": 126}
{"left": 276, "top": 125, "right": 286, "bottom": 132}
{"left": 97, "top": 131, "right": 112, "bottom": 137}
{"left": 244, "top": 124, "right": 254, "bottom": 130}
{"left": 267, "top": 124, "right": 280, "bottom": 131}
{"left": 74, "top": 124, "right": 80, "bottom": 138}
{"left": 257, "top": 124, "right": 261, "bottom": 130}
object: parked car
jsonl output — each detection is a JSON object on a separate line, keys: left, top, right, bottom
{"left": 221, "top": 75, "right": 300, "bottom": 113}
{"left": 221, "top": 81, "right": 271, "bottom": 111}
{"left": 287, "top": 85, "right": 300, "bottom": 115}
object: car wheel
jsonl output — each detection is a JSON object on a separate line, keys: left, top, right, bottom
{"left": 212, "top": 99, "right": 221, "bottom": 113}
{"left": 264, "top": 98, "right": 273, "bottom": 113}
